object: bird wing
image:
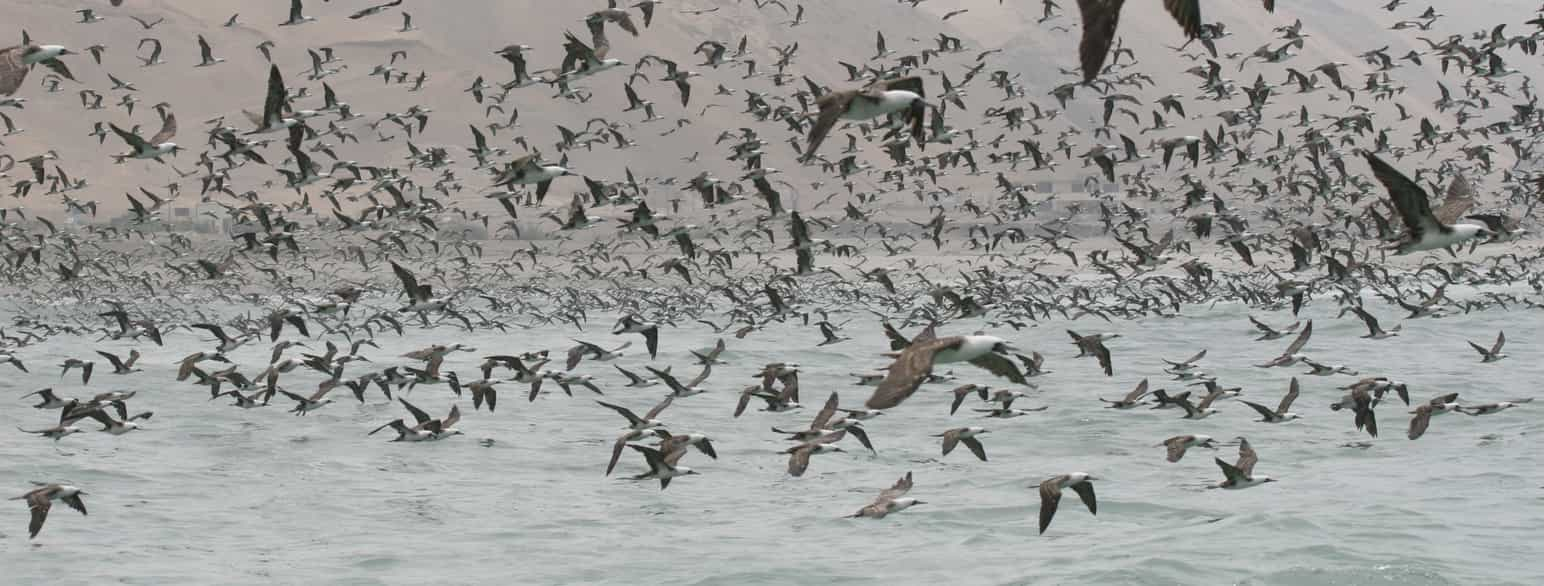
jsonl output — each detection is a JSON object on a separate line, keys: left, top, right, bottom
{"left": 1278, "top": 378, "right": 1300, "bottom": 414}
{"left": 150, "top": 111, "right": 177, "bottom": 144}
{"left": 595, "top": 400, "right": 643, "bottom": 427}
{"left": 1070, "top": 480, "right": 1097, "bottom": 515}
{"left": 810, "top": 391, "right": 839, "bottom": 429}
{"left": 1364, "top": 153, "right": 1446, "bottom": 237}
{"left": 803, "top": 92, "right": 851, "bottom": 160}
{"left": 644, "top": 393, "right": 674, "bottom": 420}
{"left": 1124, "top": 378, "right": 1149, "bottom": 401}
{"left": 389, "top": 261, "right": 425, "bottom": 303}
{"left": 1074, "top": 0, "right": 1125, "bottom": 82}
{"left": 1037, "top": 477, "right": 1063, "bottom": 534}
{"left": 26, "top": 491, "right": 51, "bottom": 538}
{"left": 967, "top": 351, "right": 1029, "bottom": 385}
{"left": 1284, "top": 319, "right": 1312, "bottom": 355}
{"left": 0, "top": 46, "right": 28, "bottom": 95}
{"left": 1492, "top": 331, "right": 1506, "bottom": 354}
{"left": 1235, "top": 439, "right": 1259, "bottom": 476}
{"left": 1433, "top": 175, "right": 1477, "bottom": 225}
{"left": 399, "top": 398, "right": 432, "bottom": 425}
{"left": 110, "top": 123, "right": 150, "bottom": 152}
{"left": 1162, "top": 0, "right": 1202, "bottom": 38}
{"left": 1091, "top": 341, "right": 1114, "bottom": 376}
{"left": 865, "top": 342, "right": 942, "bottom": 409}
{"left": 877, "top": 471, "right": 913, "bottom": 501}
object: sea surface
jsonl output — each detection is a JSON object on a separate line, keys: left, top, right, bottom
{"left": 3, "top": 296, "right": 1543, "bottom": 585}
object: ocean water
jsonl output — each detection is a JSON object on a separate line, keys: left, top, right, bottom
{"left": 3, "top": 297, "right": 1542, "bottom": 585}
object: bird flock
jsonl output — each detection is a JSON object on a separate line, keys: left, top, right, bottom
{"left": 1, "top": 0, "right": 1541, "bottom": 551}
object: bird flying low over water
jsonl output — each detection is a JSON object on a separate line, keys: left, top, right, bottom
{"left": 865, "top": 326, "right": 1027, "bottom": 410}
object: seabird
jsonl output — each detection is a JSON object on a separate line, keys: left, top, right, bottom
{"left": 1408, "top": 393, "right": 1461, "bottom": 440}
{"left": 369, "top": 399, "right": 461, "bottom": 442}
{"left": 865, "top": 327, "right": 1027, "bottom": 410}
{"left": 1037, "top": 472, "right": 1097, "bottom": 534}
{"left": 1249, "top": 316, "right": 1301, "bottom": 341}
{"left": 803, "top": 76, "right": 928, "bottom": 162}
{"left": 937, "top": 427, "right": 989, "bottom": 461}
{"left": 22, "top": 387, "right": 71, "bottom": 409}
{"left": 280, "top": 0, "right": 317, "bottom": 26}
{"left": 785, "top": 429, "right": 847, "bottom": 477}
{"left": 1363, "top": 152, "right": 1492, "bottom": 254}
{"left": 12, "top": 483, "right": 86, "bottom": 539}
{"left": 1458, "top": 398, "right": 1532, "bottom": 416}
{"left": 649, "top": 364, "right": 711, "bottom": 398}
{"left": 0, "top": 41, "right": 75, "bottom": 96}
{"left": 110, "top": 113, "right": 179, "bottom": 162}
{"left": 849, "top": 471, "right": 923, "bottom": 519}
{"left": 1066, "top": 330, "right": 1115, "bottom": 375}
{"left": 1099, "top": 378, "right": 1151, "bottom": 409}
{"left": 949, "top": 383, "right": 990, "bottom": 415}
{"left": 1256, "top": 320, "right": 1312, "bottom": 367}
{"left": 1177, "top": 389, "right": 1224, "bottom": 419}
{"left": 610, "top": 315, "right": 660, "bottom": 359}
{"left": 246, "top": 65, "right": 299, "bottom": 134}
{"left": 1467, "top": 331, "right": 1506, "bottom": 363}
{"left": 1241, "top": 378, "right": 1302, "bottom": 423}
{"left": 627, "top": 444, "right": 698, "bottom": 489}
{"left": 1212, "top": 438, "right": 1275, "bottom": 489}
{"left": 566, "top": 339, "right": 630, "bottom": 370}
{"left": 1161, "top": 434, "right": 1216, "bottom": 462}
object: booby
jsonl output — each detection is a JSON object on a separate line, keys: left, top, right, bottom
{"left": 627, "top": 444, "right": 698, "bottom": 489}
{"left": 246, "top": 65, "right": 299, "bottom": 134}
{"left": 12, "top": 483, "right": 87, "bottom": 539}
{"left": 1467, "top": 331, "right": 1506, "bottom": 363}
{"left": 802, "top": 76, "right": 928, "bottom": 162}
{"left": 865, "top": 327, "right": 1027, "bottom": 410}
{"left": 1363, "top": 153, "right": 1492, "bottom": 254}
{"left": 849, "top": 471, "right": 923, "bottom": 519}
{"left": 0, "top": 41, "right": 75, "bottom": 96}
{"left": 937, "top": 427, "right": 989, "bottom": 461}
{"left": 1240, "top": 378, "right": 1302, "bottom": 423}
{"left": 1212, "top": 438, "right": 1275, "bottom": 489}
{"left": 1099, "top": 378, "right": 1151, "bottom": 409}
{"left": 1037, "top": 472, "right": 1097, "bottom": 534}
{"left": 109, "top": 112, "right": 179, "bottom": 163}
{"left": 1256, "top": 320, "right": 1312, "bottom": 367}
{"left": 1407, "top": 393, "right": 1460, "bottom": 440}
{"left": 1458, "top": 398, "right": 1531, "bottom": 416}
{"left": 1161, "top": 434, "right": 1216, "bottom": 462}
{"left": 785, "top": 429, "right": 847, "bottom": 477}
{"left": 610, "top": 315, "right": 660, "bottom": 359}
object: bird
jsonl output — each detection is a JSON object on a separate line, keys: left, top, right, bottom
{"left": 626, "top": 444, "right": 698, "bottom": 489}
{"left": 1467, "top": 331, "right": 1507, "bottom": 363}
{"left": 937, "top": 427, "right": 990, "bottom": 461}
{"left": 1363, "top": 153, "right": 1492, "bottom": 254}
{"left": 1099, "top": 378, "right": 1151, "bottom": 409}
{"left": 12, "top": 483, "right": 87, "bottom": 539}
{"left": 110, "top": 112, "right": 179, "bottom": 162}
{"left": 1161, "top": 434, "right": 1216, "bottom": 462}
{"left": 1212, "top": 438, "right": 1275, "bottom": 489}
{"left": 803, "top": 76, "right": 928, "bottom": 162}
{"left": 0, "top": 41, "right": 75, "bottom": 96}
{"left": 849, "top": 471, "right": 923, "bottom": 519}
{"left": 865, "top": 327, "right": 1027, "bottom": 410}
{"left": 1239, "top": 378, "right": 1302, "bottom": 423}
{"left": 1037, "top": 473, "right": 1097, "bottom": 534}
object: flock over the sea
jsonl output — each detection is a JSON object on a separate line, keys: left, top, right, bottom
{"left": 1, "top": 0, "right": 1541, "bottom": 542}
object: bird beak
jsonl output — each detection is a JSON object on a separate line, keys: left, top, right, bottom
{"left": 58, "top": 49, "right": 75, "bottom": 56}
{"left": 913, "top": 500, "right": 928, "bottom": 505}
